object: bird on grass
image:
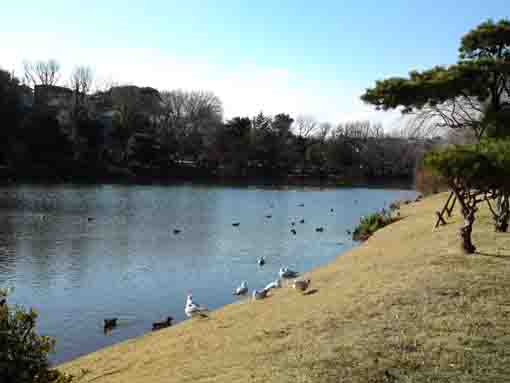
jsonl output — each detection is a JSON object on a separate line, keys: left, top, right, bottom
{"left": 293, "top": 279, "right": 311, "bottom": 293}
{"left": 264, "top": 278, "right": 282, "bottom": 290}
{"left": 315, "top": 227, "right": 324, "bottom": 232}
{"left": 291, "top": 229, "right": 297, "bottom": 235}
{"left": 232, "top": 222, "right": 240, "bottom": 227}
{"left": 152, "top": 317, "right": 173, "bottom": 331}
{"left": 279, "top": 267, "right": 299, "bottom": 279}
{"left": 257, "top": 256, "right": 266, "bottom": 266}
{"left": 252, "top": 288, "right": 269, "bottom": 301}
{"left": 185, "top": 294, "right": 208, "bottom": 318}
{"left": 173, "top": 229, "right": 181, "bottom": 234}
{"left": 233, "top": 281, "right": 248, "bottom": 296}
{"left": 299, "top": 219, "right": 305, "bottom": 224}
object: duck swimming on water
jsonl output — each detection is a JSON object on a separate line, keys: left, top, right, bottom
{"left": 103, "top": 318, "right": 118, "bottom": 331}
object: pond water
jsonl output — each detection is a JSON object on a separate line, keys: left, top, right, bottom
{"left": 0, "top": 183, "right": 416, "bottom": 363}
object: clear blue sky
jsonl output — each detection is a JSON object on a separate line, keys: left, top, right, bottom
{"left": 1, "top": 1, "right": 508, "bottom": 126}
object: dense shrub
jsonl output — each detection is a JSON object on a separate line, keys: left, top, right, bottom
{"left": 352, "top": 209, "right": 397, "bottom": 241}
{"left": 425, "top": 140, "right": 510, "bottom": 190}
{"left": 0, "top": 290, "right": 72, "bottom": 383}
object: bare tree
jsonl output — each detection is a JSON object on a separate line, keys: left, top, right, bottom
{"left": 186, "top": 90, "right": 223, "bottom": 123}
{"left": 111, "top": 86, "right": 161, "bottom": 128}
{"left": 294, "top": 115, "right": 318, "bottom": 138}
{"left": 157, "top": 89, "right": 223, "bottom": 161}
{"left": 390, "top": 113, "right": 446, "bottom": 139}
{"left": 160, "top": 90, "right": 188, "bottom": 129}
{"left": 337, "top": 120, "right": 383, "bottom": 140}
{"left": 69, "top": 66, "right": 94, "bottom": 95}
{"left": 23, "top": 59, "right": 61, "bottom": 87}
{"left": 293, "top": 116, "right": 319, "bottom": 174}
{"left": 160, "top": 90, "right": 222, "bottom": 127}
{"left": 317, "top": 122, "right": 332, "bottom": 142}
{"left": 69, "top": 66, "right": 94, "bottom": 109}
{"left": 402, "top": 96, "right": 486, "bottom": 140}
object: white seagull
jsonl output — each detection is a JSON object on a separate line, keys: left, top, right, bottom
{"left": 252, "top": 288, "right": 269, "bottom": 301}
{"left": 264, "top": 278, "right": 282, "bottom": 290}
{"left": 184, "top": 294, "right": 208, "bottom": 318}
{"left": 279, "top": 267, "right": 299, "bottom": 279}
{"left": 233, "top": 281, "right": 248, "bottom": 296}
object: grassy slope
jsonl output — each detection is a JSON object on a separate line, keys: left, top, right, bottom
{"left": 60, "top": 193, "right": 510, "bottom": 382}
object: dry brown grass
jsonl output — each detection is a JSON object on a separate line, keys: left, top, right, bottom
{"left": 60, "top": 193, "right": 510, "bottom": 382}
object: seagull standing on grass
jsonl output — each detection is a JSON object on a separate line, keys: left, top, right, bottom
{"left": 185, "top": 294, "right": 208, "bottom": 318}
{"left": 264, "top": 278, "right": 282, "bottom": 290}
{"left": 252, "top": 288, "right": 269, "bottom": 300}
{"left": 279, "top": 267, "right": 299, "bottom": 279}
{"left": 233, "top": 281, "right": 248, "bottom": 296}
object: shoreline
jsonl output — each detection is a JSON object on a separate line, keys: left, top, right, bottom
{"left": 1, "top": 175, "right": 415, "bottom": 191}
{"left": 59, "top": 193, "right": 510, "bottom": 382}
{"left": 0, "top": 164, "right": 414, "bottom": 190}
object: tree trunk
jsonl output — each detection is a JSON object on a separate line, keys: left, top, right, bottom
{"left": 460, "top": 208, "right": 476, "bottom": 254}
{"left": 494, "top": 195, "right": 510, "bottom": 232}
{"left": 452, "top": 185, "right": 478, "bottom": 254}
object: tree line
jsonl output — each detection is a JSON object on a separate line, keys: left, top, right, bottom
{"left": 0, "top": 61, "right": 431, "bottom": 182}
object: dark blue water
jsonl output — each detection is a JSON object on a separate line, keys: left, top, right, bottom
{"left": 0, "top": 183, "right": 416, "bottom": 363}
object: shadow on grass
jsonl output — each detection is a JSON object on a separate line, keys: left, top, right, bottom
{"left": 476, "top": 251, "right": 510, "bottom": 260}
{"left": 303, "top": 289, "right": 319, "bottom": 296}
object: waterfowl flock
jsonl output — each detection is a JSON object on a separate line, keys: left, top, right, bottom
{"left": 101, "top": 203, "right": 346, "bottom": 334}
{"left": 167, "top": 204, "right": 338, "bottom": 238}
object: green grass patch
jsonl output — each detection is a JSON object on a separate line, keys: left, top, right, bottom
{"left": 353, "top": 208, "right": 398, "bottom": 241}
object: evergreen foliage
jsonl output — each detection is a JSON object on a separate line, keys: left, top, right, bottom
{"left": 0, "top": 290, "right": 73, "bottom": 383}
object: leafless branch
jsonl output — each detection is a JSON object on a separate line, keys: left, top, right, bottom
{"left": 69, "top": 66, "right": 94, "bottom": 95}
{"left": 23, "top": 59, "right": 61, "bottom": 87}
{"left": 294, "top": 115, "right": 318, "bottom": 138}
